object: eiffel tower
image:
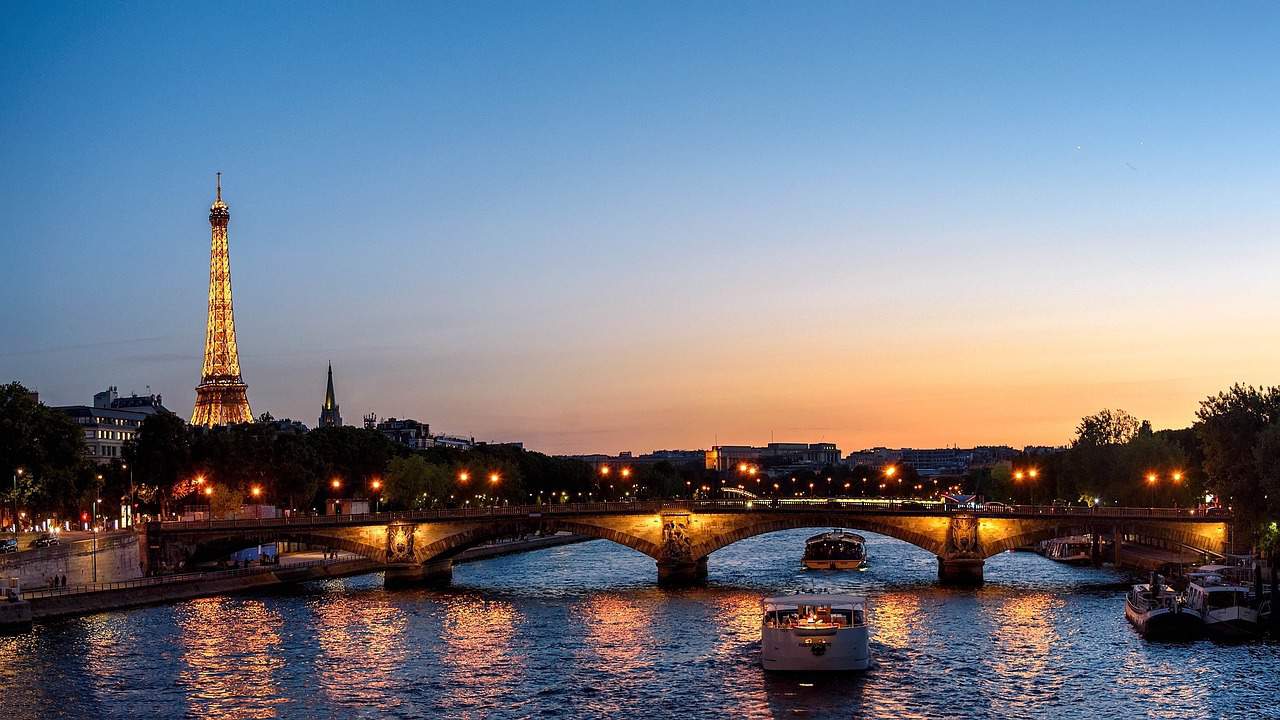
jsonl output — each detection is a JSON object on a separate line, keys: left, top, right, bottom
{"left": 191, "top": 173, "right": 253, "bottom": 426}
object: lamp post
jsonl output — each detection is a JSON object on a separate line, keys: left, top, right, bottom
{"left": 370, "top": 478, "right": 382, "bottom": 513}
{"left": 11, "top": 468, "right": 22, "bottom": 544}
{"left": 1146, "top": 472, "right": 1158, "bottom": 507}
{"left": 91, "top": 496, "right": 101, "bottom": 584}
{"left": 121, "top": 462, "right": 135, "bottom": 527}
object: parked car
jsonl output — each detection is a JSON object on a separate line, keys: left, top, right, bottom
{"left": 0, "top": 538, "right": 17, "bottom": 554}
{"left": 33, "top": 534, "right": 59, "bottom": 548}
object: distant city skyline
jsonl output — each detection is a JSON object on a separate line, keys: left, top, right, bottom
{"left": 4, "top": 3, "right": 1279, "bottom": 454}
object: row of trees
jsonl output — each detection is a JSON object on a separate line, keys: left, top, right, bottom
{"left": 4, "top": 380, "right": 1279, "bottom": 548}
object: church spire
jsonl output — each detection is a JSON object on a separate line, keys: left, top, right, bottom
{"left": 319, "top": 362, "right": 343, "bottom": 428}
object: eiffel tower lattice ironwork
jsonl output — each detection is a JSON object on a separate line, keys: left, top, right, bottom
{"left": 191, "top": 173, "right": 253, "bottom": 426}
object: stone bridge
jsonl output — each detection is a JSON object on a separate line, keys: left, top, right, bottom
{"left": 143, "top": 501, "right": 1232, "bottom": 586}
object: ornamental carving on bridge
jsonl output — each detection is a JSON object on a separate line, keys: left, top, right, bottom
{"left": 946, "top": 515, "right": 981, "bottom": 558}
{"left": 661, "top": 515, "right": 693, "bottom": 562}
{"left": 386, "top": 523, "right": 415, "bottom": 563}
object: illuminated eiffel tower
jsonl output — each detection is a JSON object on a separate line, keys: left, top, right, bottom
{"left": 191, "top": 173, "right": 253, "bottom": 426}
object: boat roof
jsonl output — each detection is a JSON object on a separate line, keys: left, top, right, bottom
{"left": 805, "top": 530, "right": 865, "bottom": 543}
{"left": 763, "top": 594, "right": 866, "bottom": 607}
{"left": 1188, "top": 577, "right": 1249, "bottom": 590}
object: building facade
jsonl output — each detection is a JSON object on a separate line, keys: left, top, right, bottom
{"left": 705, "top": 442, "right": 841, "bottom": 472}
{"left": 57, "top": 388, "right": 171, "bottom": 464}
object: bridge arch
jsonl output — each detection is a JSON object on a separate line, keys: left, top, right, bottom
{"left": 412, "top": 517, "right": 662, "bottom": 565}
{"left": 179, "top": 530, "right": 386, "bottom": 566}
{"left": 981, "top": 519, "right": 1227, "bottom": 558}
{"left": 688, "top": 513, "right": 947, "bottom": 560}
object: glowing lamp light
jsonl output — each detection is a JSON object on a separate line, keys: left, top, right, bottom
{"left": 1014, "top": 470, "right": 1025, "bottom": 481}
{"left": 620, "top": 467, "right": 631, "bottom": 478}
{"left": 489, "top": 472, "right": 500, "bottom": 484}
{"left": 1171, "top": 471, "right": 1183, "bottom": 483}
{"left": 1146, "top": 472, "right": 1158, "bottom": 485}
{"left": 458, "top": 471, "right": 470, "bottom": 483}
{"left": 204, "top": 486, "right": 213, "bottom": 497}
{"left": 250, "top": 485, "right": 262, "bottom": 498}
{"left": 1028, "top": 468, "right": 1039, "bottom": 479}
{"left": 331, "top": 478, "right": 342, "bottom": 490}
{"left": 600, "top": 466, "right": 611, "bottom": 476}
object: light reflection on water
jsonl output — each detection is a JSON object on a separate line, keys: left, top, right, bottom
{"left": 176, "top": 597, "right": 286, "bottom": 719}
{"left": 0, "top": 529, "right": 1278, "bottom": 720}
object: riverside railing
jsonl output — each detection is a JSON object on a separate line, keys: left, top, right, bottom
{"left": 155, "top": 499, "right": 1228, "bottom": 531}
{"left": 18, "top": 556, "right": 369, "bottom": 600}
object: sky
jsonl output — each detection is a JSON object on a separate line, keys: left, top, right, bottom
{"left": 2, "top": 2, "right": 1278, "bottom": 455}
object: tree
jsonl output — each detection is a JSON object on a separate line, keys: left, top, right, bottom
{"left": 385, "top": 455, "right": 452, "bottom": 509}
{"left": 125, "top": 411, "right": 191, "bottom": 512}
{"left": 1074, "top": 409, "right": 1141, "bottom": 447}
{"left": 208, "top": 484, "right": 244, "bottom": 519}
{"left": 307, "top": 426, "right": 397, "bottom": 489}
{"left": 270, "top": 432, "right": 319, "bottom": 511}
{"left": 1196, "top": 384, "right": 1280, "bottom": 531}
{"left": 0, "top": 382, "right": 89, "bottom": 516}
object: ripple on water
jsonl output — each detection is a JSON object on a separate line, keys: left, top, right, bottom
{"left": 2, "top": 529, "right": 1278, "bottom": 720}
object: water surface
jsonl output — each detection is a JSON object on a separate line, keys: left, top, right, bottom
{"left": 2, "top": 530, "right": 1276, "bottom": 719}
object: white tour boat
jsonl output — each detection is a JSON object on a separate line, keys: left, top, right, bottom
{"left": 1185, "top": 570, "right": 1259, "bottom": 638}
{"left": 1124, "top": 581, "right": 1200, "bottom": 639}
{"left": 761, "top": 594, "right": 870, "bottom": 671}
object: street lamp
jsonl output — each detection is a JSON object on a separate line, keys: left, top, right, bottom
{"left": 370, "top": 478, "right": 383, "bottom": 513}
{"left": 1146, "top": 472, "right": 1158, "bottom": 507}
{"left": 11, "top": 468, "right": 22, "bottom": 543}
{"left": 91, "top": 496, "right": 101, "bottom": 583}
{"left": 458, "top": 471, "right": 470, "bottom": 484}
{"left": 122, "top": 462, "right": 135, "bottom": 527}
{"left": 250, "top": 485, "right": 263, "bottom": 500}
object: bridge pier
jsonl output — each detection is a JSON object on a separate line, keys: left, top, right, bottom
{"left": 656, "top": 557, "right": 708, "bottom": 587}
{"left": 384, "top": 559, "right": 453, "bottom": 589}
{"left": 937, "top": 557, "right": 984, "bottom": 585}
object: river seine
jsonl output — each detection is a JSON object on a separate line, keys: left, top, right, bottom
{"left": 1, "top": 529, "right": 1276, "bottom": 719}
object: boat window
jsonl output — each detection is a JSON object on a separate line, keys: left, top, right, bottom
{"left": 1206, "top": 591, "right": 1245, "bottom": 609}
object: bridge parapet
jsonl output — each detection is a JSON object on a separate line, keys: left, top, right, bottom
{"left": 146, "top": 500, "right": 1232, "bottom": 587}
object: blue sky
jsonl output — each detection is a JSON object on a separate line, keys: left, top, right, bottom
{"left": 2, "top": 2, "right": 1278, "bottom": 453}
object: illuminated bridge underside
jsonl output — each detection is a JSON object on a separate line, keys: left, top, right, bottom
{"left": 146, "top": 504, "right": 1231, "bottom": 587}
